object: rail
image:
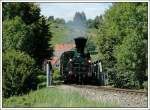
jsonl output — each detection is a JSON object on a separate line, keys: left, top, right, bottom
{"left": 70, "top": 85, "right": 148, "bottom": 96}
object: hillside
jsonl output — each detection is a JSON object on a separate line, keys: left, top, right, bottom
{"left": 50, "top": 22, "right": 97, "bottom": 46}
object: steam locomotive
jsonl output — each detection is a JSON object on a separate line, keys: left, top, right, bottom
{"left": 60, "top": 37, "right": 107, "bottom": 85}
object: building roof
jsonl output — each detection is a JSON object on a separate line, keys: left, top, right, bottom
{"left": 51, "top": 43, "right": 75, "bottom": 65}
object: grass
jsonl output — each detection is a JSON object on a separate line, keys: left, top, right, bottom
{"left": 3, "top": 87, "right": 119, "bottom": 108}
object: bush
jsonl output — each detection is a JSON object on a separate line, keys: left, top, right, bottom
{"left": 37, "top": 75, "right": 46, "bottom": 83}
{"left": 37, "top": 75, "right": 47, "bottom": 89}
{"left": 52, "top": 68, "right": 60, "bottom": 81}
{"left": 2, "top": 50, "right": 39, "bottom": 98}
{"left": 37, "top": 82, "right": 46, "bottom": 89}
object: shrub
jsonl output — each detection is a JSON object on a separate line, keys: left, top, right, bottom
{"left": 37, "top": 75, "right": 46, "bottom": 83}
{"left": 37, "top": 75, "right": 47, "bottom": 89}
{"left": 52, "top": 68, "right": 60, "bottom": 81}
{"left": 37, "top": 82, "right": 47, "bottom": 89}
{"left": 2, "top": 50, "right": 39, "bottom": 98}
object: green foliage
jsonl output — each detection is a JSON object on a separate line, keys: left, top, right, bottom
{"left": 37, "top": 75, "right": 47, "bottom": 89}
{"left": 87, "top": 15, "right": 103, "bottom": 29}
{"left": 48, "top": 11, "right": 99, "bottom": 47}
{"left": 23, "top": 16, "right": 53, "bottom": 67}
{"left": 2, "top": 3, "right": 54, "bottom": 98}
{"left": 53, "top": 68, "right": 61, "bottom": 81}
{"left": 3, "top": 3, "right": 40, "bottom": 24}
{"left": 3, "top": 3, "right": 53, "bottom": 68}
{"left": 2, "top": 16, "right": 29, "bottom": 52}
{"left": 85, "top": 35, "right": 97, "bottom": 53}
{"left": 54, "top": 18, "right": 65, "bottom": 24}
{"left": 87, "top": 19, "right": 95, "bottom": 28}
{"left": 37, "top": 75, "right": 46, "bottom": 83}
{"left": 49, "top": 19, "right": 97, "bottom": 45}
{"left": 96, "top": 3, "right": 148, "bottom": 88}
{"left": 93, "top": 16, "right": 103, "bottom": 29}
{"left": 2, "top": 50, "right": 40, "bottom": 98}
{"left": 3, "top": 87, "right": 119, "bottom": 107}
{"left": 37, "top": 82, "right": 47, "bottom": 89}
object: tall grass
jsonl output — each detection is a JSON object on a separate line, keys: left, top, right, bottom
{"left": 3, "top": 87, "right": 119, "bottom": 108}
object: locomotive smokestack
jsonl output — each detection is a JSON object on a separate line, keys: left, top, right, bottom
{"left": 74, "top": 37, "right": 87, "bottom": 53}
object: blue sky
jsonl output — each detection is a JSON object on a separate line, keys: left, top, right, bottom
{"left": 39, "top": 3, "right": 112, "bottom": 21}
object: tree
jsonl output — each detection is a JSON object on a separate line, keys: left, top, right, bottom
{"left": 87, "top": 19, "right": 95, "bottom": 28}
{"left": 85, "top": 36, "right": 97, "bottom": 53}
{"left": 2, "top": 16, "right": 29, "bottom": 52}
{"left": 22, "top": 16, "right": 53, "bottom": 67}
{"left": 48, "top": 16, "right": 54, "bottom": 21}
{"left": 2, "top": 2, "right": 54, "bottom": 98}
{"left": 73, "top": 12, "right": 87, "bottom": 28}
{"left": 2, "top": 3, "right": 40, "bottom": 24}
{"left": 3, "top": 3, "right": 53, "bottom": 68}
{"left": 114, "top": 3, "right": 148, "bottom": 88}
{"left": 2, "top": 50, "right": 40, "bottom": 98}
{"left": 93, "top": 16, "right": 103, "bottom": 29}
{"left": 54, "top": 18, "right": 65, "bottom": 24}
{"left": 96, "top": 3, "right": 148, "bottom": 88}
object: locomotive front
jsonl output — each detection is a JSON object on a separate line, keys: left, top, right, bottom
{"left": 68, "top": 37, "right": 92, "bottom": 84}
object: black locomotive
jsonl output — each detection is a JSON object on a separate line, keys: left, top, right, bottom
{"left": 60, "top": 37, "right": 107, "bottom": 85}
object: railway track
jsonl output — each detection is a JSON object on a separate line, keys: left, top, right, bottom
{"left": 69, "top": 84, "right": 148, "bottom": 96}
{"left": 59, "top": 84, "right": 148, "bottom": 107}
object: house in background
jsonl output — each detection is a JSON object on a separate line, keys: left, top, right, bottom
{"left": 50, "top": 43, "right": 75, "bottom": 68}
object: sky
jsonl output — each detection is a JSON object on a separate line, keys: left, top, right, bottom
{"left": 39, "top": 3, "right": 112, "bottom": 22}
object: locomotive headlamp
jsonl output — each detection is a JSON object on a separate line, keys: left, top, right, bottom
{"left": 88, "top": 60, "right": 91, "bottom": 63}
{"left": 69, "top": 71, "right": 72, "bottom": 74}
{"left": 69, "top": 58, "right": 72, "bottom": 62}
